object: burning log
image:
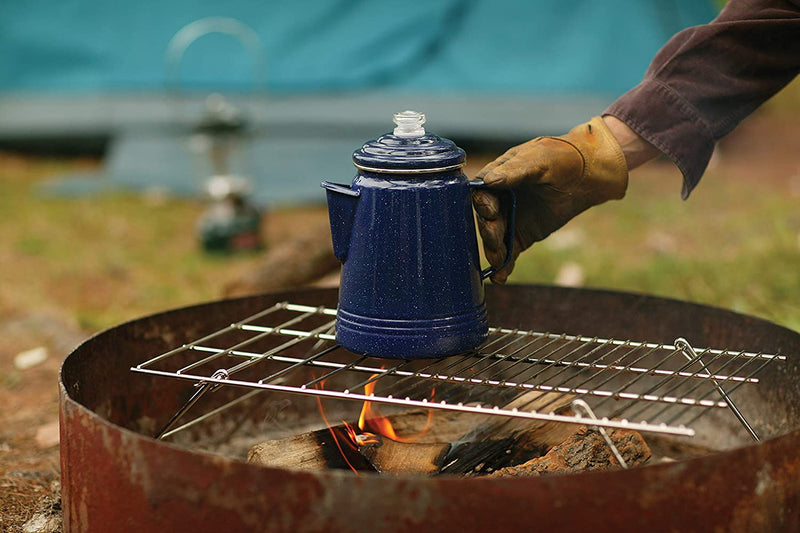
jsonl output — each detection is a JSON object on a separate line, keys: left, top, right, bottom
{"left": 356, "top": 433, "right": 450, "bottom": 475}
{"left": 246, "top": 418, "right": 450, "bottom": 473}
{"left": 248, "top": 392, "right": 578, "bottom": 475}
{"left": 246, "top": 416, "right": 576, "bottom": 476}
{"left": 247, "top": 426, "right": 375, "bottom": 472}
{"left": 489, "top": 426, "right": 652, "bottom": 477}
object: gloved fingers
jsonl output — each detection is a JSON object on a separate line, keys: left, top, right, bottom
{"left": 476, "top": 209, "right": 507, "bottom": 269}
{"left": 474, "top": 146, "right": 519, "bottom": 182}
{"left": 478, "top": 156, "right": 525, "bottom": 188}
{"left": 476, "top": 139, "right": 554, "bottom": 189}
{"left": 475, "top": 204, "right": 519, "bottom": 285}
{"left": 471, "top": 189, "right": 501, "bottom": 221}
{"left": 488, "top": 232, "right": 526, "bottom": 285}
{"left": 474, "top": 159, "right": 503, "bottom": 182}
{"left": 489, "top": 253, "right": 515, "bottom": 285}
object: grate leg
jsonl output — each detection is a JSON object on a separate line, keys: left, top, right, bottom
{"left": 571, "top": 399, "right": 627, "bottom": 469}
{"left": 675, "top": 338, "right": 759, "bottom": 442}
{"left": 156, "top": 369, "right": 229, "bottom": 439}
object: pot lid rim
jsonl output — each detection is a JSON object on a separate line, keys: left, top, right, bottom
{"left": 352, "top": 131, "right": 466, "bottom": 171}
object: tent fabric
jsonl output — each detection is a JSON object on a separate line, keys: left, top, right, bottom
{"left": 1, "top": 0, "right": 717, "bottom": 96}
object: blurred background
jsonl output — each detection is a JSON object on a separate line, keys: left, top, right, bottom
{"left": 1, "top": 1, "right": 798, "bottom": 528}
{"left": 1, "top": 0, "right": 721, "bottom": 203}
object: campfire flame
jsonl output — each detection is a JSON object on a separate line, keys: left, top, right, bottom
{"left": 314, "top": 379, "right": 362, "bottom": 474}
{"left": 315, "top": 372, "right": 435, "bottom": 473}
{"left": 357, "top": 378, "right": 434, "bottom": 443}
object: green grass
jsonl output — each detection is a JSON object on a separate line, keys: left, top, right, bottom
{"left": 506, "top": 159, "right": 800, "bottom": 332}
{"left": 1, "top": 105, "right": 798, "bottom": 335}
{"left": 0, "top": 156, "right": 258, "bottom": 330}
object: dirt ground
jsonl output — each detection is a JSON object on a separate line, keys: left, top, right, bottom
{"left": 0, "top": 311, "right": 77, "bottom": 531}
{"left": 0, "top": 109, "right": 798, "bottom": 531}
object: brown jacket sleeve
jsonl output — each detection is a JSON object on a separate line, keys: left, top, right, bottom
{"left": 604, "top": 0, "right": 800, "bottom": 198}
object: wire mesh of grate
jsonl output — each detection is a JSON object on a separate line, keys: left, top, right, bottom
{"left": 132, "top": 302, "right": 784, "bottom": 441}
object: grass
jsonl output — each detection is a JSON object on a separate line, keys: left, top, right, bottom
{"left": 0, "top": 155, "right": 262, "bottom": 330}
{"left": 1, "top": 98, "right": 798, "bottom": 336}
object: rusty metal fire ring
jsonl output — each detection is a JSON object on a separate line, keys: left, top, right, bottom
{"left": 60, "top": 285, "right": 800, "bottom": 532}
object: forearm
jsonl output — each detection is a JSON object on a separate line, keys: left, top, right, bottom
{"left": 601, "top": 115, "right": 661, "bottom": 171}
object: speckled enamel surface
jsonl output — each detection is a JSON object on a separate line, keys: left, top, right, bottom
{"left": 324, "top": 130, "right": 487, "bottom": 358}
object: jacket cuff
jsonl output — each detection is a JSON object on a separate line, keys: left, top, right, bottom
{"left": 604, "top": 80, "right": 715, "bottom": 199}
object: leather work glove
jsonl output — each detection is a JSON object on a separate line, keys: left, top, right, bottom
{"left": 472, "top": 116, "right": 628, "bottom": 284}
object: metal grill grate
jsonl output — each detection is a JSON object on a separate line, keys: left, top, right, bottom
{"left": 132, "top": 301, "right": 785, "bottom": 441}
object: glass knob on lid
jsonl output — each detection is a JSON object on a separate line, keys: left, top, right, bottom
{"left": 353, "top": 110, "right": 465, "bottom": 171}
{"left": 393, "top": 110, "right": 426, "bottom": 138}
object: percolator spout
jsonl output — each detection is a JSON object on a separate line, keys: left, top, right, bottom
{"left": 320, "top": 181, "right": 361, "bottom": 262}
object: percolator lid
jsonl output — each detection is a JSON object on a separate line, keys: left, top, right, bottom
{"left": 352, "top": 111, "right": 466, "bottom": 173}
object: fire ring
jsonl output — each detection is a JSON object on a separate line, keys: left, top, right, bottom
{"left": 60, "top": 285, "right": 800, "bottom": 532}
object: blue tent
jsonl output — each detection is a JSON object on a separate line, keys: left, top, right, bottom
{"left": 0, "top": 0, "right": 718, "bottom": 204}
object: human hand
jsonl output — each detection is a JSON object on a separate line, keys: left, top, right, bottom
{"left": 472, "top": 116, "right": 629, "bottom": 284}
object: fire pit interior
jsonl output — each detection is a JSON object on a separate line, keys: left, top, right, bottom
{"left": 60, "top": 285, "right": 800, "bottom": 531}
{"left": 133, "top": 300, "right": 779, "bottom": 472}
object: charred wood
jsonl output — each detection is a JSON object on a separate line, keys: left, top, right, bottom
{"left": 489, "top": 426, "right": 652, "bottom": 477}
{"left": 439, "top": 391, "right": 576, "bottom": 474}
{"left": 247, "top": 392, "right": 579, "bottom": 475}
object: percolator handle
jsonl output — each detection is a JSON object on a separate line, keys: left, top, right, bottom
{"left": 469, "top": 180, "right": 517, "bottom": 280}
